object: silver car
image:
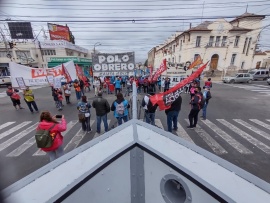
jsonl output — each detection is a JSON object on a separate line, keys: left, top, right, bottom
{"left": 222, "top": 73, "right": 253, "bottom": 84}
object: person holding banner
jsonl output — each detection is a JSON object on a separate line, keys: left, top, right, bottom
{"left": 165, "top": 94, "right": 182, "bottom": 132}
{"left": 6, "top": 85, "right": 24, "bottom": 110}
{"left": 63, "top": 83, "right": 71, "bottom": 104}
{"left": 23, "top": 86, "right": 39, "bottom": 113}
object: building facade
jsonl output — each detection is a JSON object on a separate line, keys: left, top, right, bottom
{"left": 151, "top": 13, "right": 268, "bottom": 75}
{"left": 0, "top": 40, "right": 91, "bottom": 76}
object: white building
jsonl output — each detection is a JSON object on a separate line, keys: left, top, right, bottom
{"left": 152, "top": 13, "right": 268, "bottom": 75}
{"left": 0, "top": 40, "right": 91, "bottom": 76}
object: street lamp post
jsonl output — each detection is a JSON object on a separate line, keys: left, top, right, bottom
{"left": 93, "top": 42, "right": 101, "bottom": 54}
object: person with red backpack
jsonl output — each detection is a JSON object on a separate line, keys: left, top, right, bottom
{"left": 187, "top": 86, "right": 204, "bottom": 129}
{"left": 111, "top": 93, "right": 130, "bottom": 126}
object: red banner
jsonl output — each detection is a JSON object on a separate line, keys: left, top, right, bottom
{"left": 150, "top": 61, "right": 209, "bottom": 110}
{"left": 75, "top": 64, "right": 84, "bottom": 80}
{"left": 62, "top": 64, "right": 72, "bottom": 83}
{"left": 151, "top": 59, "right": 167, "bottom": 82}
{"left": 188, "top": 55, "right": 203, "bottom": 70}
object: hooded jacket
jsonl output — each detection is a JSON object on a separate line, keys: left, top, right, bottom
{"left": 37, "top": 118, "right": 67, "bottom": 152}
{"left": 92, "top": 96, "right": 110, "bottom": 116}
{"left": 111, "top": 98, "right": 130, "bottom": 118}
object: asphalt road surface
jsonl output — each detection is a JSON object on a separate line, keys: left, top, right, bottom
{"left": 0, "top": 80, "right": 270, "bottom": 190}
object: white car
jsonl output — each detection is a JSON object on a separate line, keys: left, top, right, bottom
{"left": 222, "top": 73, "right": 253, "bottom": 84}
{"left": 267, "top": 78, "right": 270, "bottom": 85}
{"left": 0, "top": 76, "right": 11, "bottom": 86}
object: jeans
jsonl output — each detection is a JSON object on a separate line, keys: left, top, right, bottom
{"left": 188, "top": 109, "right": 200, "bottom": 127}
{"left": 145, "top": 112, "right": 155, "bottom": 125}
{"left": 167, "top": 111, "right": 179, "bottom": 132}
{"left": 96, "top": 114, "right": 109, "bottom": 133}
{"left": 202, "top": 103, "right": 208, "bottom": 119}
{"left": 115, "top": 88, "right": 121, "bottom": 95}
{"left": 81, "top": 88, "right": 85, "bottom": 96}
{"left": 82, "top": 116, "right": 91, "bottom": 132}
{"left": 47, "top": 145, "right": 64, "bottom": 162}
{"left": 117, "top": 115, "right": 128, "bottom": 125}
{"left": 65, "top": 96, "right": 70, "bottom": 104}
{"left": 143, "top": 86, "right": 148, "bottom": 93}
{"left": 138, "top": 85, "right": 142, "bottom": 93}
{"left": 25, "top": 100, "right": 38, "bottom": 112}
{"left": 55, "top": 100, "right": 63, "bottom": 109}
{"left": 75, "top": 91, "right": 81, "bottom": 100}
{"left": 125, "top": 86, "right": 131, "bottom": 96}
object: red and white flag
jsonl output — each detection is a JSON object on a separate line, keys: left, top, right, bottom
{"left": 62, "top": 64, "right": 72, "bottom": 83}
{"left": 151, "top": 59, "right": 167, "bottom": 82}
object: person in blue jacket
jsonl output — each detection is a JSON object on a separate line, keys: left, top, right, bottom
{"left": 111, "top": 93, "right": 130, "bottom": 125}
{"left": 114, "top": 77, "right": 122, "bottom": 95}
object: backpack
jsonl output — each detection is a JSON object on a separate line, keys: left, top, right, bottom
{"left": 35, "top": 124, "right": 56, "bottom": 148}
{"left": 116, "top": 102, "right": 125, "bottom": 116}
{"left": 78, "top": 102, "right": 89, "bottom": 113}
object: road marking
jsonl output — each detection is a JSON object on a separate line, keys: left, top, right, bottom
{"left": 0, "top": 123, "right": 38, "bottom": 152}
{"left": 250, "top": 90, "right": 270, "bottom": 92}
{"left": 0, "top": 121, "right": 32, "bottom": 140}
{"left": 217, "top": 119, "right": 270, "bottom": 154}
{"left": 184, "top": 119, "right": 227, "bottom": 155}
{"left": 64, "top": 120, "right": 95, "bottom": 152}
{"left": 33, "top": 120, "right": 79, "bottom": 156}
{"left": 0, "top": 122, "right": 15, "bottom": 131}
{"left": 201, "top": 119, "right": 252, "bottom": 154}
{"left": 175, "top": 122, "right": 195, "bottom": 144}
{"left": 7, "top": 137, "right": 36, "bottom": 157}
{"left": 249, "top": 119, "right": 270, "bottom": 130}
{"left": 234, "top": 119, "right": 270, "bottom": 141}
{"left": 154, "top": 119, "right": 164, "bottom": 129}
{"left": 93, "top": 120, "right": 111, "bottom": 139}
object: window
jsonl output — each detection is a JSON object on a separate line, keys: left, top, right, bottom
{"left": 255, "top": 72, "right": 260, "bottom": 75}
{"left": 173, "top": 45, "right": 175, "bottom": 53}
{"left": 230, "top": 54, "right": 236, "bottom": 65}
{"left": 221, "top": 36, "right": 227, "bottom": 47}
{"left": 84, "top": 54, "right": 87, "bottom": 57}
{"left": 179, "top": 40, "right": 182, "bottom": 50}
{"left": 179, "top": 55, "right": 181, "bottom": 63}
{"left": 237, "top": 74, "right": 243, "bottom": 78}
{"left": 41, "top": 50, "right": 56, "bottom": 56}
{"left": 172, "top": 57, "right": 175, "bottom": 63}
{"left": 246, "top": 37, "right": 252, "bottom": 55}
{"left": 15, "top": 50, "right": 31, "bottom": 58}
{"left": 241, "top": 61, "right": 245, "bottom": 69}
{"left": 243, "top": 37, "right": 248, "bottom": 53}
{"left": 208, "top": 36, "right": 214, "bottom": 47}
{"left": 244, "top": 74, "right": 250, "bottom": 77}
{"left": 261, "top": 71, "right": 265, "bottom": 75}
{"left": 234, "top": 36, "right": 240, "bottom": 47}
{"left": 215, "top": 36, "right": 221, "bottom": 47}
{"left": 196, "top": 36, "right": 201, "bottom": 47}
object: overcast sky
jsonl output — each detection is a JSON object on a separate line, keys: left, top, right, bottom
{"left": 0, "top": 0, "right": 269, "bottom": 63}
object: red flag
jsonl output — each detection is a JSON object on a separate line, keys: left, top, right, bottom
{"left": 151, "top": 59, "right": 167, "bottom": 82}
{"left": 75, "top": 64, "right": 84, "bottom": 80}
{"left": 61, "top": 64, "right": 72, "bottom": 83}
{"left": 150, "top": 61, "right": 209, "bottom": 110}
{"left": 188, "top": 55, "right": 203, "bottom": 70}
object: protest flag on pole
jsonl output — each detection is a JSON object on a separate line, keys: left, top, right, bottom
{"left": 62, "top": 64, "right": 72, "bottom": 83}
{"left": 188, "top": 55, "right": 203, "bottom": 70}
{"left": 151, "top": 59, "right": 167, "bottom": 82}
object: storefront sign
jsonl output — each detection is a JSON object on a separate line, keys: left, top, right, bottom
{"left": 47, "top": 57, "right": 91, "bottom": 63}
{"left": 92, "top": 52, "right": 135, "bottom": 76}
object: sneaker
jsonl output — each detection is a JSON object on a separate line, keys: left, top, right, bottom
{"left": 173, "top": 127, "right": 178, "bottom": 131}
{"left": 19, "top": 107, "right": 24, "bottom": 109}
{"left": 187, "top": 126, "right": 194, "bottom": 129}
{"left": 87, "top": 129, "right": 92, "bottom": 133}
{"left": 201, "top": 118, "right": 206, "bottom": 120}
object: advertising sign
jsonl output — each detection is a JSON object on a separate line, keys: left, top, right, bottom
{"left": 8, "top": 22, "right": 34, "bottom": 39}
{"left": 15, "top": 77, "right": 26, "bottom": 89}
{"left": 53, "top": 78, "right": 62, "bottom": 89}
{"left": 92, "top": 52, "right": 135, "bottom": 76}
{"left": 48, "top": 23, "right": 70, "bottom": 42}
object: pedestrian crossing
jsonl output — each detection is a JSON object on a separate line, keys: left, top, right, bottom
{"left": 1, "top": 118, "right": 270, "bottom": 158}
{"left": 215, "top": 81, "right": 270, "bottom": 96}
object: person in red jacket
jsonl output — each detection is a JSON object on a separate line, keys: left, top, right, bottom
{"left": 37, "top": 111, "right": 67, "bottom": 162}
{"left": 204, "top": 78, "right": 212, "bottom": 88}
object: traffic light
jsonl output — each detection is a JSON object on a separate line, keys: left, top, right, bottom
{"left": 8, "top": 42, "right": 14, "bottom": 49}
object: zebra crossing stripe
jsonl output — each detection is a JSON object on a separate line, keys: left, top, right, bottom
{"left": 184, "top": 119, "right": 227, "bottom": 155}
{"left": 7, "top": 137, "right": 36, "bottom": 157}
{"left": 33, "top": 120, "right": 79, "bottom": 156}
{"left": 64, "top": 120, "right": 95, "bottom": 152}
{"left": 217, "top": 119, "right": 270, "bottom": 154}
{"left": 175, "top": 122, "right": 195, "bottom": 144}
{"left": 0, "top": 123, "right": 38, "bottom": 152}
{"left": 249, "top": 119, "right": 270, "bottom": 130}
{"left": 93, "top": 120, "right": 111, "bottom": 139}
{"left": 251, "top": 90, "right": 270, "bottom": 92}
{"left": 201, "top": 120, "right": 252, "bottom": 154}
{"left": 154, "top": 119, "right": 164, "bottom": 129}
{"left": 0, "top": 122, "right": 15, "bottom": 130}
{"left": 234, "top": 119, "right": 270, "bottom": 141}
{"left": 0, "top": 121, "right": 32, "bottom": 140}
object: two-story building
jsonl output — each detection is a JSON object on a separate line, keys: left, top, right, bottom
{"left": 0, "top": 40, "right": 92, "bottom": 76}
{"left": 152, "top": 12, "right": 268, "bottom": 75}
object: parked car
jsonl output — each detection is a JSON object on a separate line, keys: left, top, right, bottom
{"left": 248, "top": 69, "right": 269, "bottom": 80}
{"left": 0, "top": 76, "right": 11, "bottom": 86}
{"left": 267, "top": 78, "right": 270, "bottom": 85}
{"left": 222, "top": 73, "right": 253, "bottom": 84}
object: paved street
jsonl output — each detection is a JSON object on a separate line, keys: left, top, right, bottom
{"left": 1, "top": 80, "right": 270, "bottom": 189}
